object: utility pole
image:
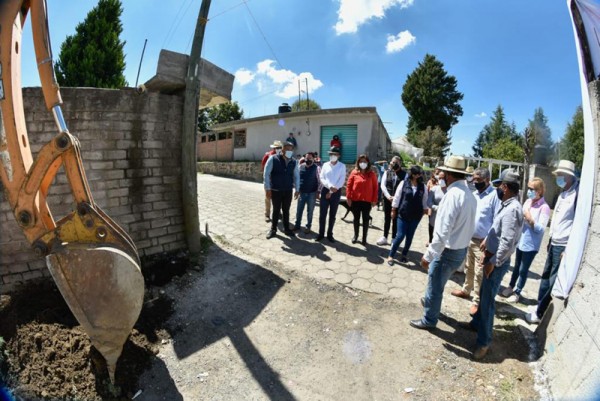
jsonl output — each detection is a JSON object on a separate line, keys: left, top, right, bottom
{"left": 298, "top": 80, "right": 301, "bottom": 111}
{"left": 182, "top": 0, "right": 211, "bottom": 258}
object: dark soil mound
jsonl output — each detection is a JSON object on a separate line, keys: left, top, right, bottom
{"left": 0, "top": 249, "right": 193, "bottom": 400}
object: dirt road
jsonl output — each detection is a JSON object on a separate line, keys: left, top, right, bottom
{"left": 136, "top": 239, "right": 539, "bottom": 401}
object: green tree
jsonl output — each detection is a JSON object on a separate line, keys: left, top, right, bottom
{"left": 559, "top": 106, "right": 584, "bottom": 170}
{"left": 527, "top": 107, "right": 554, "bottom": 163}
{"left": 413, "top": 126, "right": 450, "bottom": 158}
{"left": 482, "top": 136, "right": 524, "bottom": 163}
{"left": 472, "top": 105, "right": 520, "bottom": 157}
{"left": 198, "top": 102, "right": 244, "bottom": 133}
{"left": 291, "top": 99, "right": 321, "bottom": 112}
{"left": 54, "top": 0, "right": 127, "bottom": 88}
{"left": 402, "top": 54, "right": 464, "bottom": 148}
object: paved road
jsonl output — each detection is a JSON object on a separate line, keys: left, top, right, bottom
{"left": 198, "top": 173, "right": 547, "bottom": 317}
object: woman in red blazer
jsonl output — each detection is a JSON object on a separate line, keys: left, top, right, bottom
{"left": 346, "top": 154, "right": 379, "bottom": 245}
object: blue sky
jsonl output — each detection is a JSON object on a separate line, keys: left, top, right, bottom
{"left": 20, "top": 0, "right": 581, "bottom": 155}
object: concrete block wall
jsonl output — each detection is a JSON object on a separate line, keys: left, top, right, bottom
{"left": 198, "top": 137, "right": 233, "bottom": 161}
{"left": 542, "top": 81, "right": 600, "bottom": 400}
{"left": 0, "top": 87, "right": 186, "bottom": 291}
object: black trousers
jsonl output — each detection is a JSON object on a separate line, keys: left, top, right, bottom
{"left": 351, "top": 201, "right": 372, "bottom": 240}
{"left": 271, "top": 190, "right": 293, "bottom": 232}
{"left": 383, "top": 197, "right": 397, "bottom": 239}
{"left": 428, "top": 223, "right": 434, "bottom": 243}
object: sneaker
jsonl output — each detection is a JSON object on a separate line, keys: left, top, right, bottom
{"left": 376, "top": 236, "right": 388, "bottom": 246}
{"left": 303, "top": 227, "right": 311, "bottom": 234}
{"left": 266, "top": 230, "right": 276, "bottom": 239}
{"left": 265, "top": 215, "right": 271, "bottom": 223}
{"left": 500, "top": 286, "right": 514, "bottom": 298}
{"left": 525, "top": 312, "right": 540, "bottom": 324}
{"left": 506, "top": 293, "right": 520, "bottom": 303}
{"left": 327, "top": 235, "right": 336, "bottom": 243}
{"left": 291, "top": 225, "right": 300, "bottom": 231}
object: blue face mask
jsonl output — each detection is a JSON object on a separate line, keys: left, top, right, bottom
{"left": 285, "top": 150, "right": 294, "bottom": 159}
{"left": 556, "top": 176, "right": 566, "bottom": 189}
{"left": 527, "top": 189, "right": 536, "bottom": 200}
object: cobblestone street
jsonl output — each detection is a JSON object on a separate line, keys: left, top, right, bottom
{"left": 198, "top": 173, "right": 547, "bottom": 319}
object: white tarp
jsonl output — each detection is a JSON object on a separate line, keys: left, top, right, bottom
{"left": 552, "top": 0, "right": 598, "bottom": 299}
{"left": 391, "top": 136, "right": 424, "bottom": 159}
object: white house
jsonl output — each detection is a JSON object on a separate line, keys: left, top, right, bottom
{"left": 198, "top": 107, "right": 393, "bottom": 164}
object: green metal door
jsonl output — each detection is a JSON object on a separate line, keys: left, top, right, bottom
{"left": 320, "top": 125, "right": 357, "bottom": 164}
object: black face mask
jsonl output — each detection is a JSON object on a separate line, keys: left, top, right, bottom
{"left": 496, "top": 187, "right": 504, "bottom": 200}
{"left": 474, "top": 181, "right": 486, "bottom": 191}
{"left": 305, "top": 160, "right": 313, "bottom": 166}
{"left": 391, "top": 163, "right": 400, "bottom": 171}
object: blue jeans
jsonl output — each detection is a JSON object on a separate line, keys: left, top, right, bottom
{"left": 422, "top": 247, "right": 468, "bottom": 326}
{"left": 389, "top": 218, "right": 420, "bottom": 258}
{"left": 508, "top": 248, "right": 538, "bottom": 295}
{"left": 295, "top": 192, "right": 317, "bottom": 229}
{"left": 471, "top": 260, "right": 510, "bottom": 347}
{"left": 536, "top": 245, "right": 565, "bottom": 318}
{"left": 318, "top": 188, "right": 341, "bottom": 237}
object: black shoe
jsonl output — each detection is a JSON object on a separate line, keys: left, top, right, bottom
{"left": 409, "top": 319, "right": 435, "bottom": 330}
{"left": 420, "top": 297, "right": 425, "bottom": 307}
{"left": 266, "top": 230, "right": 276, "bottom": 239}
{"left": 315, "top": 235, "right": 324, "bottom": 241}
{"left": 327, "top": 235, "right": 336, "bottom": 243}
{"left": 361, "top": 239, "right": 367, "bottom": 246}
{"left": 400, "top": 256, "right": 408, "bottom": 263}
{"left": 351, "top": 236, "right": 358, "bottom": 244}
{"left": 284, "top": 230, "right": 295, "bottom": 237}
{"left": 458, "top": 321, "right": 477, "bottom": 332}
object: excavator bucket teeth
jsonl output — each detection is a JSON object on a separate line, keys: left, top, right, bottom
{"left": 46, "top": 245, "right": 145, "bottom": 381}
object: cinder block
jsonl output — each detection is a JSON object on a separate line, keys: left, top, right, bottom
{"left": 148, "top": 227, "right": 168, "bottom": 238}
{"left": 143, "top": 210, "right": 164, "bottom": 220}
{"left": 152, "top": 201, "right": 171, "bottom": 211}
{"left": 143, "top": 245, "right": 164, "bottom": 256}
{"left": 151, "top": 218, "right": 171, "bottom": 229}
{"left": 157, "top": 234, "right": 177, "bottom": 245}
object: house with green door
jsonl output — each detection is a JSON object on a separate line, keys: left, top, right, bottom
{"left": 200, "top": 107, "right": 393, "bottom": 164}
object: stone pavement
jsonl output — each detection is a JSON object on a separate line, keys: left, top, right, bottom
{"left": 198, "top": 173, "right": 548, "bottom": 319}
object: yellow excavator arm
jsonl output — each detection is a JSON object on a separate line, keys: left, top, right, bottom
{"left": 0, "top": 0, "right": 144, "bottom": 382}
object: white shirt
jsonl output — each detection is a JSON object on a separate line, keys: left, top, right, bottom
{"left": 391, "top": 178, "right": 429, "bottom": 209}
{"left": 319, "top": 161, "right": 346, "bottom": 191}
{"left": 550, "top": 181, "right": 579, "bottom": 246}
{"left": 424, "top": 180, "right": 477, "bottom": 262}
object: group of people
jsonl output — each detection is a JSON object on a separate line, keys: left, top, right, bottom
{"left": 262, "top": 138, "right": 579, "bottom": 360}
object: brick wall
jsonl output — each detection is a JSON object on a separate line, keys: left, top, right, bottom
{"left": 197, "top": 137, "right": 233, "bottom": 161}
{"left": 0, "top": 87, "right": 186, "bottom": 291}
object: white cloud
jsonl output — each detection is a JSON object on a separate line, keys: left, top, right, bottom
{"left": 237, "top": 59, "right": 324, "bottom": 100}
{"left": 475, "top": 112, "right": 487, "bottom": 118}
{"left": 335, "top": 0, "right": 414, "bottom": 35}
{"left": 385, "top": 30, "right": 416, "bottom": 54}
{"left": 234, "top": 68, "right": 255, "bottom": 85}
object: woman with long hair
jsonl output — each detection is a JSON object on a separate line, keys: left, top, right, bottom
{"left": 500, "top": 177, "right": 551, "bottom": 303}
{"left": 346, "top": 155, "right": 378, "bottom": 245}
{"left": 387, "top": 165, "right": 429, "bottom": 265}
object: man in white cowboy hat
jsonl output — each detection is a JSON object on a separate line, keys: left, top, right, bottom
{"left": 526, "top": 159, "right": 579, "bottom": 324}
{"left": 261, "top": 140, "right": 284, "bottom": 222}
{"left": 461, "top": 170, "right": 523, "bottom": 360}
{"left": 410, "top": 155, "right": 477, "bottom": 330}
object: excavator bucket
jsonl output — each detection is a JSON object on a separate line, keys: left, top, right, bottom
{"left": 46, "top": 245, "right": 144, "bottom": 382}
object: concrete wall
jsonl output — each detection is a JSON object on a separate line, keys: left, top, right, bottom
{"left": 0, "top": 87, "right": 186, "bottom": 291}
{"left": 542, "top": 81, "right": 600, "bottom": 400}
{"left": 198, "top": 136, "right": 233, "bottom": 161}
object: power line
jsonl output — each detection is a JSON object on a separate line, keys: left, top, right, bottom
{"left": 242, "top": 0, "right": 284, "bottom": 69}
{"left": 162, "top": 0, "right": 196, "bottom": 50}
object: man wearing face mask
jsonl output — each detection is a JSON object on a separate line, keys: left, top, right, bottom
{"left": 451, "top": 167, "right": 500, "bottom": 316}
{"left": 526, "top": 160, "right": 579, "bottom": 324}
{"left": 261, "top": 141, "right": 283, "bottom": 222}
{"left": 293, "top": 152, "right": 320, "bottom": 234}
{"left": 264, "top": 141, "right": 300, "bottom": 239}
{"left": 377, "top": 156, "right": 406, "bottom": 246}
{"left": 461, "top": 171, "right": 523, "bottom": 360}
{"left": 316, "top": 147, "right": 346, "bottom": 242}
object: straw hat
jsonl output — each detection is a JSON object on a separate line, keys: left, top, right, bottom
{"left": 438, "top": 155, "right": 468, "bottom": 174}
{"left": 552, "top": 160, "right": 576, "bottom": 177}
{"left": 270, "top": 140, "right": 283, "bottom": 148}
{"left": 465, "top": 166, "right": 475, "bottom": 174}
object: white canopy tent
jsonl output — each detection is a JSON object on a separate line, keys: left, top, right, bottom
{"left": 391, "top": 136, "right": 424, "bottom": 159}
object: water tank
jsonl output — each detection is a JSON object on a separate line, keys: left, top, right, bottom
{"left": 278, "top": 103, "right": 292, "bottom": 113}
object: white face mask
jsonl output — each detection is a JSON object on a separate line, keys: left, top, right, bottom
{"left": 438, "top": 179, "right": 446, "bottom": 188}
{"left": 359, "top": 162, "right": 368, "bottom": 170}
{"left": 275, "top": 149, "right": 282, "bottom": 155}
{"left": 330, "top": 155, "right": 338, "bottom": 163}
{"left": 285, "top": 150, "right": 294, "bottom": 158}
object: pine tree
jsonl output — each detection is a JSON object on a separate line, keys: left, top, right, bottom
{"left": 472, "top": 105, "right": 520, "bottom": 157}
{"left": 402, "top": 54, "right": 463, "bottom": 148}
{"left": 291, "top": 99, "right": 321, "bottom": 112}
{"left": 414, "top": 126, "right": 450, "bottom": 158}
{"left": 54, "top": 0, "right": 127, "bottom": 88}
{"left": 526, "top": 107, "right": 554, "bottom": 164}
{"left": 559, "top": 106, "right": 584, "bottom": 170}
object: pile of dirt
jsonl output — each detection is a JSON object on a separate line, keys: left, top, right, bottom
{"left": 0, "top": 249, "right": 193, "bottom": 401}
